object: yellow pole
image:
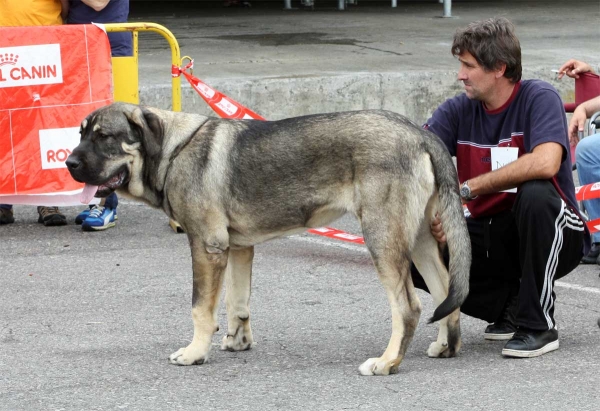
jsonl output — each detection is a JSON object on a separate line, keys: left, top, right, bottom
{"left": 104, "top": 22, "right": 184, "bottom": 233}
{"left": 104, "top": 22, "right": 182, "bottom": 112}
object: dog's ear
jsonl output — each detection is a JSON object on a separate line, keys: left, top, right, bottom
{"left": 125, "top": 106, "right": 164, "bottom": 157}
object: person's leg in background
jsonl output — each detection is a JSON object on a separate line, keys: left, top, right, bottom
{"left": 0, "top": 204, "right": 14, "bottom": 225}
{"left": 80, "top": 192, "right": 118, "bottom": 231}
{"left": 575, "top": 133, "right": 600, "bottom": 265}
{"left": 1, "top": 204, "right": 67, "bottom": 226}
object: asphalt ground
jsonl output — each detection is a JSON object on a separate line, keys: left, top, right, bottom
{"left": 1, "top": 201, "right": 599, "bottom": 410}
{"left": 2, "top": 1, "right": 600, "bottom": 410}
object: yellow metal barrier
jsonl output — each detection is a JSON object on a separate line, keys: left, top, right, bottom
{"left": 104, "top": 22, "right": 184, "bottom": 233}
{"left": 111, "top": 31, "right": 139, "bottom": 104}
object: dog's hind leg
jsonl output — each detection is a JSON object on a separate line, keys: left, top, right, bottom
{"left": 221, "top": 247, "right": 255, "bottom": 352}
{"left": 358, "top": 251, "right": 422, "bottom": 376}
{"left": 169, "top": 238, "right": 229, "bottom": 366}
{"left": 411, "top": 204, "right": 461, "bottom": 358}
{"left": 357, "top": 206, "right": 423, "bottom": 376}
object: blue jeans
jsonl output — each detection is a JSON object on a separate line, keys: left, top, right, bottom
{"left": 576, "top": 132, "right": 600, "bottom": 243}
{"left": 0, "top": 204, "right": 11, "bottom": 210}
{"left": 88, "top": 192, "right": 118, "bottom": 210}
{"left": 104, "top": 192, "right": 118, "bottom": 209}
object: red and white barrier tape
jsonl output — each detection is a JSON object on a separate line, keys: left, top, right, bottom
{"left": 173, "top": 62, "right": 600, "bottom": 240}
{"left": 575, "top": 182, "right": 600, "bottom": 202}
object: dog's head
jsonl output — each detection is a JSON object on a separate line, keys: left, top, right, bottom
{"left": 66, "top": 102, "right": 165, "bottom": 200}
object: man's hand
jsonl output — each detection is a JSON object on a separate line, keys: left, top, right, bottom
{"left": 568, "top": 105, "right": 588, "bottom": 145}
{"left": 557, "top": 59, "right": 595, "bottom": 79}
{"left": 430, "top": 214, "right": 447, "bottom": 244}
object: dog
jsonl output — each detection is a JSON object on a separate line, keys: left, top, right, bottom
{"left": 66, "top": 102, "right": 471, "bottom": 376}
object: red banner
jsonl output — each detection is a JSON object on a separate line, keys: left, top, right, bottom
{"left": 0, "top": 24, "right": 113, "bottom": 204}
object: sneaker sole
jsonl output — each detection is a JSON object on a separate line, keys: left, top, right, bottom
{"left": 484, "top": 332, "right": 515, "bottom": 341}
{"left": 82, "top": 222, "right": 116, "bottom": 232}
{"left": 501, "top": 340, "right": 559, "bottom": 358}
{"left": 76, "top": 214, "right": 118, "bottom": 225}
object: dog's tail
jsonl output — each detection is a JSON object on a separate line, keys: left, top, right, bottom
{"left": 421, "top": 131, "right": 471, "bottom": 324}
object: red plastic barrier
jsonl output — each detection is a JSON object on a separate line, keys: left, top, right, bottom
{"left": 575, "top": 182, "right": 600, "bottom": 201}
{"left": 587, "top": 218, "right": 600, "bottom": 234}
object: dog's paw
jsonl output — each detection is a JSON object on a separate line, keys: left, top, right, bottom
{"left": 358, "top": 357, "right": 400, "bottom": 376}
{"left": 168, "top": 345, "right": 209, "bottom": 365}
{"left": 427, "top": 341, "right": 456, "bottom": 358}
{"left": 220, "top": 333, "right": 255, "bottom": 351}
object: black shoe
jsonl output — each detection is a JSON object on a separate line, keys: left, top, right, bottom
{"left": 484, "top": 295, "right": 517, "bottom": 340}
{"left": 502, "top": 327, "right": 559, "bottom": 358}
{"left": 581, "top": 242, "right": 600, "bottom": 264}
{"left": 0, "top": 207, "right": 14, "bottom": 224}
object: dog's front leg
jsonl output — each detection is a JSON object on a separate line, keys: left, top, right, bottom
{"left": 221, "top": 246, "right": 255, "bottom": 352}
{"left": 169, "top": 237, "right": 228, "bottom": 366}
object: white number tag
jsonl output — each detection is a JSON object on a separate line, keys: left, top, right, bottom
{"left": 491, "top": 147, "right": 519, "bottom": 193}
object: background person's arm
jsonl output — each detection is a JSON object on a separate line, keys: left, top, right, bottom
{"left": 557, "top": 59, "right": 595, "bottom": 79}
{"left": 60, "top": 0, "right": 69, "bottom": 22}
{"left": 569, "top": 95, "right": 600, "bottom": 142}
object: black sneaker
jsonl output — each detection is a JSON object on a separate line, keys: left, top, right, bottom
{"left": 37, "top": 206, "right": 67, "bottom": 226}
{"left": 484, "top": 295, "right": 517, "bottom": 340}
{"left": 581, "top": 242, "right": 600, "bottom": 264}
{"left": 502, "top": 327, "right": 559, "bottom": 358}
{"left": 0, "top": 207, "right": 14, "bottom": 224}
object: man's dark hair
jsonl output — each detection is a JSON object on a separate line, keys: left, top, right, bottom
{"left": 452, "top": 17, "right": 522, "bottom": 83}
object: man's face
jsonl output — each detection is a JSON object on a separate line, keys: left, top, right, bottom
{"left": 456, "top": 51, "right": 498, "bottom": 101}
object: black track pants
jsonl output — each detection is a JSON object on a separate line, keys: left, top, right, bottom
{"left": 412, "top": 180, "right": 585, "bottom": 330}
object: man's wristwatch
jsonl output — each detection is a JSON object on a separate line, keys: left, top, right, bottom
{"left": 460, "top": 180, "right": 477, "bottom": 202}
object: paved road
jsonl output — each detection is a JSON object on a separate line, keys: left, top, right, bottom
{"left": 1, "top": 202, "right": 599, "bottom": 410}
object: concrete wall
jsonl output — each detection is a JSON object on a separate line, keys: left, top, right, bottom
{"left": 139, "top": 69, "right": 576, "bottom": 124}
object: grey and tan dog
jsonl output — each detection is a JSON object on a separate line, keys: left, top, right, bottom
{"left": 66, "top": 102, "right": 471, "bottom": 376}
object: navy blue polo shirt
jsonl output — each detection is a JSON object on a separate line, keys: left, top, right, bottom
{"left": 67, "top": 0, "right": 132, "bottom": 57}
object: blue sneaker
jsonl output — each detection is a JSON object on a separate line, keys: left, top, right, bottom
{"left": 81, "top": 206, "right": 117, "bottom": 231}
{"left": 75, "top": 208, "right": 91, "bottom": 225}
{"left": 76, "top": 206, "right": 119, "bottom": 225}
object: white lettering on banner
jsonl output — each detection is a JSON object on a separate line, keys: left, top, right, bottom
{"left": 195, "top": 82, "right": 216, "bottom": 99}
{"left": 39, "top": 127, "right": 80, "bottom": 170}
{"left": 592, "top": 183, "right": 600, "bottom": 191}
{"left": 0, "top": 45, "right": 63, "bottom": 88}
{"left": 311, "top": 227, "right": 333, "bottom": 233}
{"left": 215, "top": 98, "right": 239, "bottom": 116}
